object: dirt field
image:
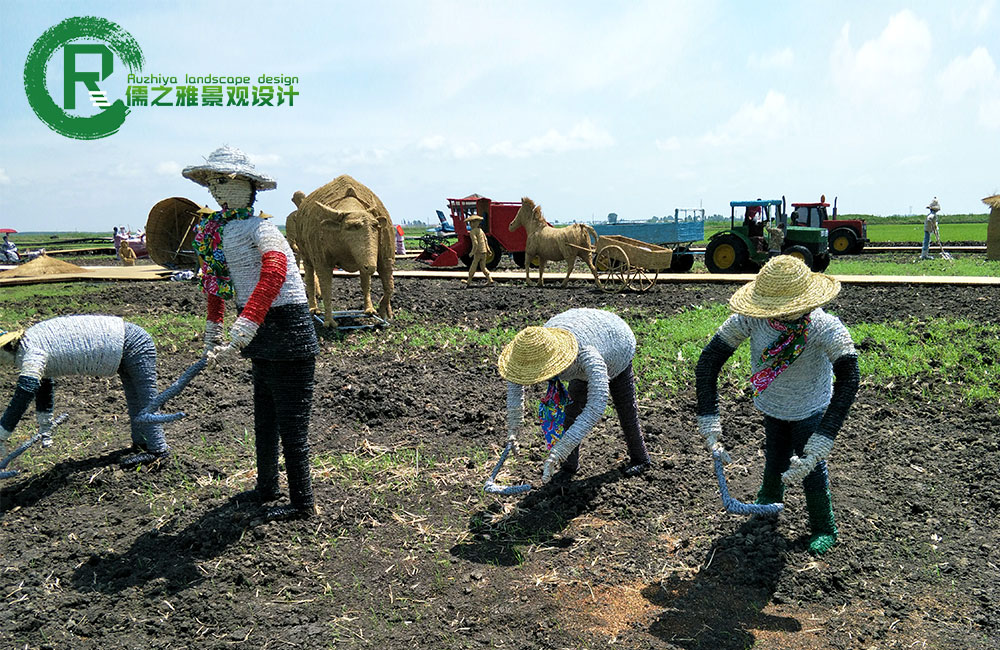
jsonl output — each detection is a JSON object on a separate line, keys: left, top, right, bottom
{"left": 1, "top": 265, "right": 998, "bottom": 649}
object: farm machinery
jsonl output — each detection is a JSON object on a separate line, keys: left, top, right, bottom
{"left": 790, "top": 196, "right": 867, "bottom": 255}
{"left": 705, "top": 199, "right": 830, "bottom": 273}
{"left": 416, "top": 195, "right": 526, "bottom": 270}
{"left": 591, "top": 208, "right": 705, "bottom": 272}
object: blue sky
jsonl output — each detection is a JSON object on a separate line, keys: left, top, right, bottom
{"left": 1, "top": 1, "right": 999, "bottom": 232}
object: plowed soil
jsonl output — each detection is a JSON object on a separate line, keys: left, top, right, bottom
{"left": 1, "top": 264, "right": 998, "bottom": 650}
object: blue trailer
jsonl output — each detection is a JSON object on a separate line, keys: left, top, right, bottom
{"left": 591, "top": 208, "right": 704, "bottom": 272}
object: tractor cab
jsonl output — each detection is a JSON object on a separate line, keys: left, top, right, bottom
{"left": 790, "top": 196, "right": 867, "bottom": 255}
{"left": 704, "top": 198, "right": 830, "bottom": 273}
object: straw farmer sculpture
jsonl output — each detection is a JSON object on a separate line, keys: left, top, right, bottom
{"left": 695, "top": 255, "right": 859, "bottom": 555}
{"left": 0, "top": 316, "right": 169, "bottom": 468}
{"left": 289, "top": 175, "right": 395, "bottom": 324}
{"left": 118, "top": 241, "right": 137, "bottom": 266}
{"left": 509, "top": 197, "right": 602, "bottom": 288}
{"left": 184, "top": 145, "right": 320, "bottom": 521}
{"left": 499, "top": 308, "right": 651, "bottom": 483}
{"left": 462, "top": 199, "right": 494, "bottom": 287}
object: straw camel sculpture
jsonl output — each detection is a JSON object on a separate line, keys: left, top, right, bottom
{"left": 985, "top": 194, "right": 1000, "bottom": 261}
{"left": 509, "top": 197, "right": 602, "bottom": 288}
{"left": 289, "top": 176, "right": 395, "bottom": 323}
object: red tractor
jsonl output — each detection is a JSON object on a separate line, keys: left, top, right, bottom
{"left": 790, "top": 196, "right": 867, "bottom": 255}
{"left": 416, "top": 195, "right": 529, "bottom": 269}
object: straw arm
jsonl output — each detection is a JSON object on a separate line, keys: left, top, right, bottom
{"left": 713, "top": 451, "right": 784, "bottom": 516}
{"left": 133, "top": 356, "right": 208, "bottom": 424}
{"left": 545, "top": 347, "right": 607, "bottom": 468}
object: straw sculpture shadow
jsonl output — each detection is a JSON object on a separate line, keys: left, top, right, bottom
{"left": 450, "top": 467, "right": 623, "bottom": 566}
{"left": 644, "top": 517, "right": 798, "bottom": 650}
{"left": 0, "top": 447, "right": 135, "bottom": 515}
{"left": 71, "top": 495, "right": 263, "bottom": 596}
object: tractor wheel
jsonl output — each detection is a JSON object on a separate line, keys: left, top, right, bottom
{"left": 812, "top": 253, "right": 831, "bottom": 272}
{"left": 783, "top": 245, "right": 814, "bottom": 269}
{"left": 511, "top": 251, "right": 526, "bottom": 268}
{"left": 668, "top": 247, "right": 695, "bottom": 272}
{"left": 705, "top": 235, "right": 748, "bottom": 273}
{"left": 829, "top": 228, "right": 858, "bottom": 256}
{"left": 484, "top": 237, "right": 503, "bottom": 270}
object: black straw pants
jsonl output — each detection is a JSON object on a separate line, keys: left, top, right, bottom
{"left": 251, "top": 357, "right": 315, "bottom": 509}
{"left": 560, "top": 363, "right": 650, "bottom": 473}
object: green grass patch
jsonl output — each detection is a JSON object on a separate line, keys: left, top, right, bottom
{"left": 827, "top": 255, "right": 1000, "bottom": 277}
{"left": 865, "top": 223, "right": 987, "bottom": 243}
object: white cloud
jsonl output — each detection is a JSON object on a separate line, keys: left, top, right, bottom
{"left": 0, "top": 168, "right": 10, "bottom": 185}
{"left": 487, "top": 120, "right": 614, "bottom": 158}
{"left": 831, "top": 11, "right": 932, "bottom": 109}
{"left": 418, "top": 135, "right": 481, "bottom": 160}
{"left": 951, "top": 1, "right": 995, "bottom": 31}
{"left": 247, "top": 152, "right": 283, "bottom": 167}
{"left": 700, "top": 91, "right": 795, "bottom": 147}
{"left": 303, "top": 148, "right": 392, "bottom": 176}
{"left": 748, "top": 48, "right": 794, "bottom": 70}
{"left": 939, "top": 47, "right": 997, "bottom": 100}
{"left": 155, "top": 161, "right": 181, "bottom": 176}
{"left": 655, "top": 136, "right": 681, "bottom": 152}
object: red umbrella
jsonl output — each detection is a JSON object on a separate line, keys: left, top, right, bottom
{"left": 0, "top": 228, "right": 16, "bottom": 234}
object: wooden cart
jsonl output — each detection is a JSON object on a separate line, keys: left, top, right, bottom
{"left": 593, "top": 234, "right": 673, "bottom": 292}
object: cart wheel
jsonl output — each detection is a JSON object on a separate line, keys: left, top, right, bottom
{"left": 629, "top": 268, "right": 657, "bottom": 292}
{"left": 595, "top": 245, "right": 630, "bottom": 292}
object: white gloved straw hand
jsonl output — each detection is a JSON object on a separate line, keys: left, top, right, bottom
{"left": 698, "top": 414, "right": 731, "bottom": 464}
{"left": 781, "top": 435, "right": 835, "bottom": 485}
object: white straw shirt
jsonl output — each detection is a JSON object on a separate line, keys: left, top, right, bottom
{"left": 716, "top": 308, "right": 856, "bottom": 420}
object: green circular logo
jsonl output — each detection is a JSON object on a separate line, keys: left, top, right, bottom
{"left": 24, "top": 16, "right": 144, "bottom": 140}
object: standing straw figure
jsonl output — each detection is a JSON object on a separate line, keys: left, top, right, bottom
{"left": 920, "top": 198, "right": 941, "bottom": 260}
{"left": 183, "top": 145, "right": 320, "bottom": 521}
{"left": 499, "top": 308, "right": 651, "bottom": 483}
{"left": 0, "top": 316, "right": 169, "bottom": 467}
{"left": 118, "top": 241, "right": 137, "bottom": 266}
{"left": 462, "top": 200, "right": 494, "bottom": 287}
{"left": 695, "top": 256, "right": 859, "bottom": 554}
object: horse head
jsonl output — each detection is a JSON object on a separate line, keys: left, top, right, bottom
{"left": 511, "top": 197, "right": 541, "bottom": 232}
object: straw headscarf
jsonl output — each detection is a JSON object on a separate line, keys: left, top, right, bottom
{"left": 498, "top": 326, "right": 578, "bottom": 385}
{"left": 728, "top": 255, "right": 840, "bottom": 321}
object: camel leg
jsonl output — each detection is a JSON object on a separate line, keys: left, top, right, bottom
{"left": 317, "top": 265, "right": 335, "bottom": 328}
{"left": 360, "top": 270, "right": 376, "bottom": 315}
{"left": 304, "top": 259, "right": 318, "bottom": 312}
{"left": 378, "top": 263, "right": 394, "bottom": 319}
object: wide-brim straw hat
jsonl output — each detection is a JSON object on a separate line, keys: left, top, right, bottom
{"left": 0, "top": 329, "right": 24, "bottom": 348}
{"left": 498, "top": 326, "right": 578, "bottom": 385}
{"left": 466, "top": 214, "right": 484, "bottom": 223}
{"left": 729, "top": 255, "right": 841, "bottom": 320}
{"left": 182, "top": 145, "right": 277, "bottom": 191}
{"left": 927, "top": 199, "right": 941, "bottom": 212}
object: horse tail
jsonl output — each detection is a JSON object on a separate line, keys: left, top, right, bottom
{"left": 581, "top": 224, "right": 598, "bottom": 249}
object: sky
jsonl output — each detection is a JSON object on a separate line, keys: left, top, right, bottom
{"left": 1, "top": 0, "right": 999, "bottom": 232}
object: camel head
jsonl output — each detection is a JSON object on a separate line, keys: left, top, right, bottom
{"left": 292, "top": 190, "right": 306, "bottom": 208}
{"left": 510, "top": 197, "right": 539, "bottom": 232}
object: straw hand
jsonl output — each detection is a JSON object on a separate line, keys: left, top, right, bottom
{"left": 782, "top": 454, "right": 817, "bottom": 485}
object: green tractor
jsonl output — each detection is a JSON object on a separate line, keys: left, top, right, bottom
{"left": 705, "top": 198, "right": 830, "bottom": 273}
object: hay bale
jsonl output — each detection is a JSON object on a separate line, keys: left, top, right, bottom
{"left": 984, "top": 195, "right": 1000, "bottom": 261}
{"left": 145, "top": 197, "right": 203, "bottom": 269}
{"left": 0, "top": 255, "right": 88, "bottom": 278}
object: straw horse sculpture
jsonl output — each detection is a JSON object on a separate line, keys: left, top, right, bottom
{"left": 509, "top": 197, "right": 602, "bottom": 288}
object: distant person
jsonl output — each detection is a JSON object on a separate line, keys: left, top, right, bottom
{"left": 1, "top": 234, "right": 17, "bottom": 263}
{"left": 395, "top": 224, "right": 406, "bottom": 255}
{"left": 921, "top": 198, "right": 941, "bottom": 260}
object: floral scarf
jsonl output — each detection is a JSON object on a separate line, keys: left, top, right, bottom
{"left": 750, "top": 315, "right": 810, "bottom": 396}
{"left": 192, "top": 207, "right": 255, "bottom": 298}
{"left": 538, "top": 378, "right": 570, "bottom": 449}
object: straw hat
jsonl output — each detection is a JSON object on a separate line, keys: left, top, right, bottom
{"left": 728, "top": 255, "right": 840, "bottom": 320}
{"left": 927, "top": 198, "right": 941, "bottom": 213}
{"left": 182, "top": 145, "right": 277, "bottom": 191}
{"left": 0, "top": 329, "right": 24, "bottom": 349}
{"left": 498, "top": 326, "right": 578, "bottom": 385}
{"left": 466, "top": 214, "right": 484, "bottom": 224}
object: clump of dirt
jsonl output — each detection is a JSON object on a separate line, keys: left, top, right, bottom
{"left": 1, "top": 276, "right": 997, "bottom": 649}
